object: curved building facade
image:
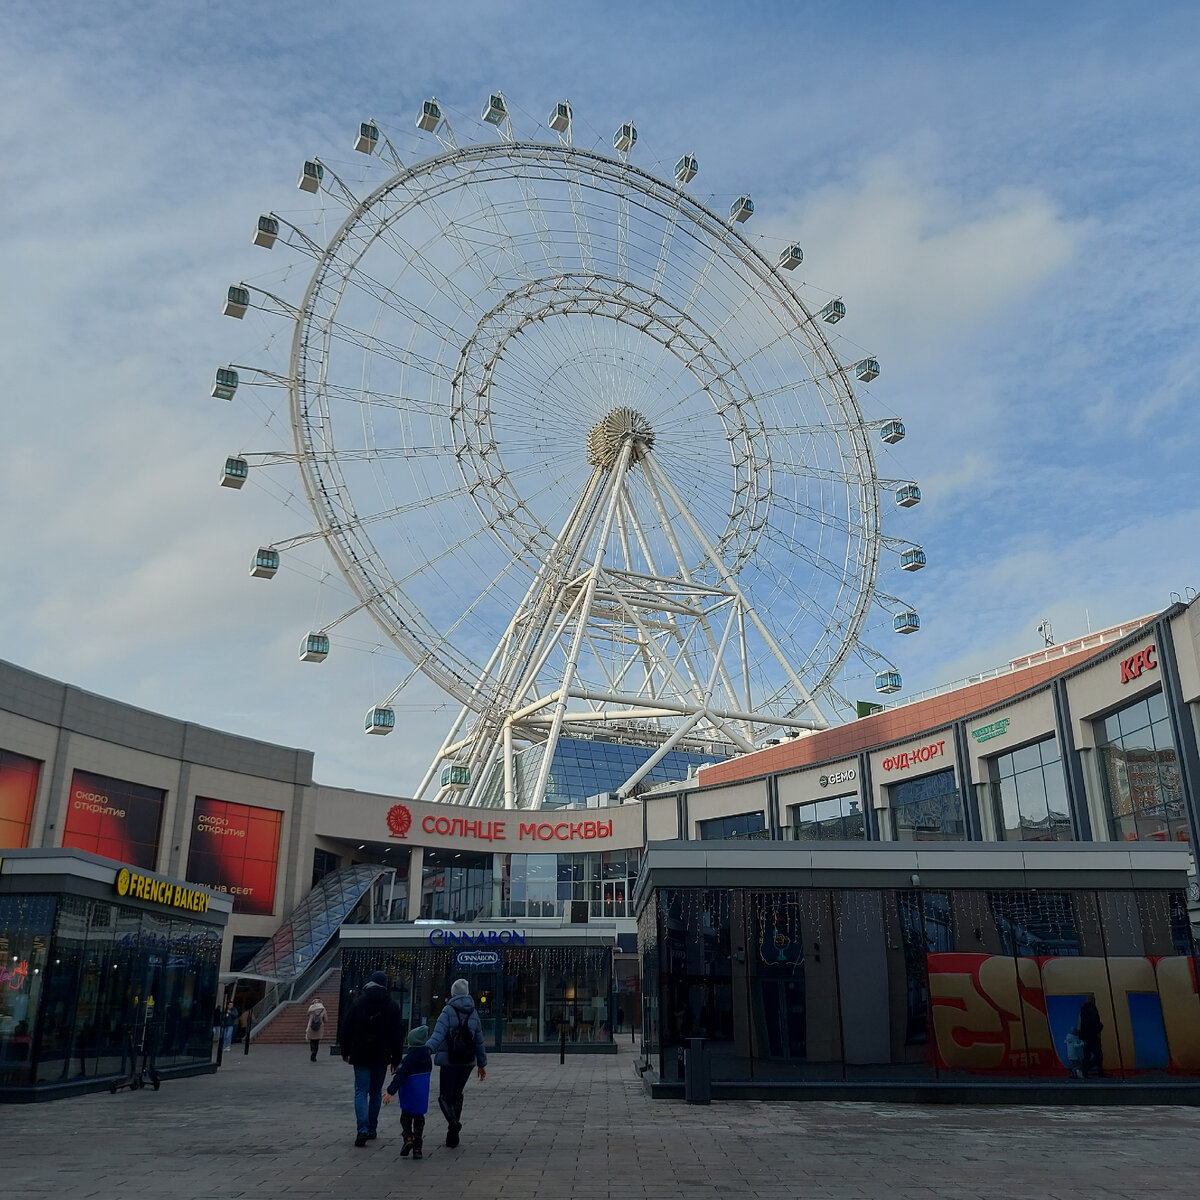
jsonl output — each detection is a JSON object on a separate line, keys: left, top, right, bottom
{"left": 2, "top": 598, "right": 1199, "bottom": 1087}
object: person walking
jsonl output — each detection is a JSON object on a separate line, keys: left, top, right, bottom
{"left": 1078, "top": 996, "right": 1105, "bottom": 1078}
{"left": 384, "top": 1024, "right": 432, "bottom": 1159}
{"left": 222, "top": 1001, "right": 237, "bottom": 1051}
{"left": 305, "top": 995, "right": 329, "bottom": 1062}
{"left": 425, "top": 978, "right": 487, "bottom": 1149}
{"left": 340, "top": 970, "right": 404, "bottom": 1147}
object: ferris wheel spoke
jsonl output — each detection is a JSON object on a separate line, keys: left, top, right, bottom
{"left": 234, "top": 129, "right": 912, "bottom": 791}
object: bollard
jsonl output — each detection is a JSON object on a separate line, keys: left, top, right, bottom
{"left": 560, "top": 1028, "right": 567, "bottom": 1065}
{"left": 683, "top": 1037, "right": 711, "bottom": 1105}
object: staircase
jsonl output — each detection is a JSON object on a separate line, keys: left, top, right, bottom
{"left": 253, "top": 970, "right": 342, "bottom": 1045}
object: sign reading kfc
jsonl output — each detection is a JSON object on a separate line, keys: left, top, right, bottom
{"left": 1120, "top": 644, "right": 1157, "bottom": 685}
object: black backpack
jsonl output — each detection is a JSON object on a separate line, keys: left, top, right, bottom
{"left": 444, "top": 1007, "right": 475, "bottom": 1065}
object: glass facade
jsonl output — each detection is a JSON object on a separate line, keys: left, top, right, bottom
{"left": 989, "top": 736, "right": 1073, "bottom": 841}
{"left": 483, "top": 737, "right": 727, "bottom": 808}
{"left": 341, "top": 943, "right": 614, "bottom": 1049}
{"left": 697, "top": 811, "right": 767, "bottom": 840}
{"left": 642, "top": 884, "right": 1200, "bottom": 1084}
{"left": 787, "top": 795, "right": 865, "bottom": 841}
{"left": 1, "top": 891, "right": 221, "bottom": 1098}
{"left": 1096, "top": 691, "right": 1187, "bottom": 843}
{"left": 501, "top": 849, "right": 640, "bottom": 919}
{"left": 890, "top": 769, "right": 965, "bottom": 841}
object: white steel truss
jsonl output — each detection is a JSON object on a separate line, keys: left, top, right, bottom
{"left": 415, "top": 409, "right": 827, "bottom": 808}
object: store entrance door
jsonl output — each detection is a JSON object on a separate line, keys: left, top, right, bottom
{"left": 455, "top": 967, "right": 499, "bottom": 1050}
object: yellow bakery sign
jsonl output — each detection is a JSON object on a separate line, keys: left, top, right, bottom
{"left": 115, "top": 867, "right": 210, "bottom": 913}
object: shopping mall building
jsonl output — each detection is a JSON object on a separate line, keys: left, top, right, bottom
{"left": 2, "top": 598, "right": 1199, "bottom": 1098}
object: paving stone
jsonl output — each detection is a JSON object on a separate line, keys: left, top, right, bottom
{"left": 2, "top": 1045, "right": 1200, "bottom": 1197}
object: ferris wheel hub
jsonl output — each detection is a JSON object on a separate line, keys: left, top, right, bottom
{"left": 586, "top": 407, "right": 655, "bottom": 470}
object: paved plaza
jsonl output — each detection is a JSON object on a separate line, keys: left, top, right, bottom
{"left": 3, "top": 1044, "right": 1200, "bottom": 1199}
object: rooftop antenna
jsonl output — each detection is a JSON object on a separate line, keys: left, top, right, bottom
{"left": 1037, "top": 619, "right": 1055, "bottom": 648}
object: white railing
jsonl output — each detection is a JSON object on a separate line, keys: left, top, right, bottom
{"left": 879, "top": 616, "right": 1155, "bottom": 713}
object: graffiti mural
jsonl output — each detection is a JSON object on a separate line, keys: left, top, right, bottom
{"left": 928, "top": 953, "right": 1200, "bottom": 1074}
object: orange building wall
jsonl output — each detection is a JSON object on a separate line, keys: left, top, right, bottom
{"left": 698, "top": 646, "right": 1102, "bottom": 787}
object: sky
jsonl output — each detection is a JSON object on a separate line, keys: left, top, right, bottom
{"left": 2, "top": 0, "right": 1197, "bottom": 797}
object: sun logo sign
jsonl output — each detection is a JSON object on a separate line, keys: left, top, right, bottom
{"left": 386, "top": 803, "right": 412, "bottom": 839}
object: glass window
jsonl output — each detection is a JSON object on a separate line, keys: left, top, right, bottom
{"left": 890, "top": 769, "right": 964, "bottom": 841}
{"left": 0, "top": 895, "right": 54, "bottom": 1084}
{"left": 697, "top": 811, "right": 766, "bottom": 841}
{"left": 988, "top": 736, "right": 1072, "bottom": 841}
{"left": 1095, "top": 691, "right": 1185, "bottom": 843}
{"left": 789, "top": 794, "right": 865, "bottom": 841}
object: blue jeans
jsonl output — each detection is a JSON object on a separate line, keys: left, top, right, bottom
{"left": 353, "top": 1063, "right": 387, "bottom": 1136}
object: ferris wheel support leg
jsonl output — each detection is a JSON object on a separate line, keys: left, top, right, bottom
{"left": 617, "top": 708, "right": 707, "bottom": 799}
{"left": 618, "top": 592, "right": 740, "bottom": 795}
{"left": 636, "top": 467, "right": 755, "bottom": 740}
{"left": 503, "top": 721, "right": 515, "bottom": 810}
{"left": 642, "top": 452, "right": 827, "bottom": 730}
{"left": 528, "top": 442, "right": 634, "bottom": 808}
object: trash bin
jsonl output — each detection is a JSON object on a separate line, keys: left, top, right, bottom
{"left": 683, "top": 1037, "right": 711, "bottom": 1105}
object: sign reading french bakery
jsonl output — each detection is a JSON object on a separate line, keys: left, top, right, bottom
{"left": 1121, "top": 644, "right": 1157, "bottom": 685}
{"left": 387, "top": 803, "right": 613, "bottom": 843}
{"left": 115, "top": 867, "right": 210, "bottom": 913}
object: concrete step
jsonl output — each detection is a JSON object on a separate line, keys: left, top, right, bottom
{"left": 254, "top": 971, "right": 341, "bottom": 1045}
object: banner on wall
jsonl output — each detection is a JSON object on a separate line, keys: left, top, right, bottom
{"left": 0, "top": 749, "right": 41, "bottom": 849}
{"left": 62, "top": 768, "right": 165, "bottom": 869}
{"left": 185, "top": 796, "right": 282, "bottom": 916}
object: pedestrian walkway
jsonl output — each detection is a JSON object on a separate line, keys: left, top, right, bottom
{"left": 3, "top": 1044, "right": 1200, "bottom": 1198}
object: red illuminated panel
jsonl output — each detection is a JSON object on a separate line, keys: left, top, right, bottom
{"left": 61, "top": 769, "right": 165, "bottom": 869}
{"left": 185, "top": 796, "right": 282, "bottom": 915}
{"left": 0, "top": 749, "right": 41, "bottom": 848}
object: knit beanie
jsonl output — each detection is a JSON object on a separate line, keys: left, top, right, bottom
{"left": 406, "top": 1025, "right": 429, "bottom": 1047}
{"left": 451, "top": 978, "right": 470, "bottom": 997}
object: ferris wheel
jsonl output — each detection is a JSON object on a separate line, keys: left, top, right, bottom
{"left": 216, "top": 94, "right": 925, "bottom": 809}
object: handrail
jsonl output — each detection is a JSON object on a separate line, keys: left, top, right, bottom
{"left": 248, "top": 940, "right": 342, "bottom": 1037}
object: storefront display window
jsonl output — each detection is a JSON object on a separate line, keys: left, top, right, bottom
{"left": 0, "top": 895, "right": 53, "bottom": 1085}
{"left": 644, "top": 881, "right": 1200, "bottom": 1083}
{"left": 342, "top": 944, "right": 612, "bottom": 1049}
{"left": 1, "top": 882, "right": 223, "bottom": 1098}
{"left": 1096, "top": 691, "right": 1186, "bottom": 842}
{"left": 989, "top": 736, "right": 1073, "bottom": 841}
{"left": 890, "top": 769, "right": 964, "bottom": 841}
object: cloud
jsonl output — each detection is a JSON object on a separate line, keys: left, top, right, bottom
{"left": 759, "top": 158, "right": 1079, "bottom": 373}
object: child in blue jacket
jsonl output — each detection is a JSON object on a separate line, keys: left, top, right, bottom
{"left": 384, "top": 1025, "right": 432, "bottom": 1158}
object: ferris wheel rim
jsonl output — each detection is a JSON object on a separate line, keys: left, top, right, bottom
{"left": 279, "top": 134, "right": 887, "bottom": 715}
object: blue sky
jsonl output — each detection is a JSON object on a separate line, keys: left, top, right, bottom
{"left": 2, "top": 1, "right": 1197, "bottom": 794}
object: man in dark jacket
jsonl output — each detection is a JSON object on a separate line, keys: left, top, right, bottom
{"left": 1078, "top": 996, "right": 1105, "bottom": 1079}
{"left": 425, "top": 978, "right": 487, "bottom": 1148}
{"left": 340, "top": 970, "right": 404, "bottom": 1147}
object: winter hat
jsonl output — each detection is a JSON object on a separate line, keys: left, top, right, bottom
{"left": 406, "top": 1025, "right": 429, "bottom": 1047}
{"left": 451, "top": 978, "right": 470, "bottom": 997}
{"left": 369, "top": 970, "right": 388, "bottom": 988}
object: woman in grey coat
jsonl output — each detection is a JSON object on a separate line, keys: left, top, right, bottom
{"left": 424, "top": 978, "right": 487, "bottom": 1147}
